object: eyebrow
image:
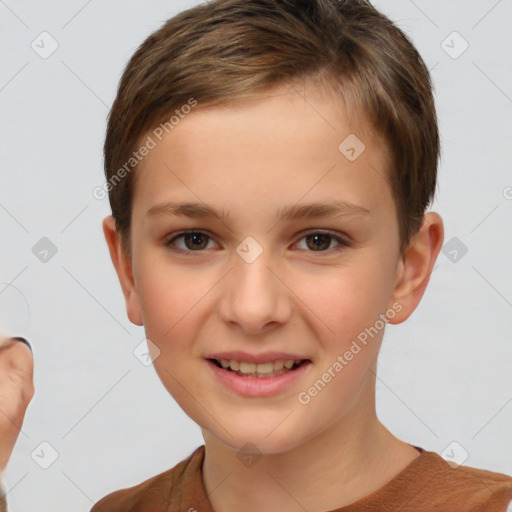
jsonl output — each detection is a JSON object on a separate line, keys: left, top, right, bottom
{"left": 146, "top": 200, "right": 371, "bottom": 221}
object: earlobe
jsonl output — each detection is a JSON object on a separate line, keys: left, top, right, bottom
{"left": 102, "top": 216, "right": 143, "bottom": 326}
{"left": 388, "top": 213, "right": 444, "bottom": 324}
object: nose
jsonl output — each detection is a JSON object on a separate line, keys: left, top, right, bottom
{"left": 217, "top": 245, "right": 292, "bottom": 336}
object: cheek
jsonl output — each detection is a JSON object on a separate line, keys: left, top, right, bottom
{"left": 134, "top": 258, "right": 212, "bottom": 416}
{"left": 292, "top": 256, "right": 395, "bottom": 343}
{"left": 134, "top": 253, "right": 204, "bottom": 344}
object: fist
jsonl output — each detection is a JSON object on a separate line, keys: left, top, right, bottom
{"left": 0, "top": 338, "right": 34, "bottom": 474}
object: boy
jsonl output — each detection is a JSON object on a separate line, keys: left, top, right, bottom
{"left": 90, "top": 0, "right": 512, "bottom": 510}
{"left": 1, "top": 0, "right": 511, "bottom": 511}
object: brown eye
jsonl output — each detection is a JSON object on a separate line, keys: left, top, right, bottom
{"left": 166, "top": 231, "right": 217, "bottom": 252}
{"left": 305, "top": 233, "right": 331, "bottom": 251}
{"left": 183, "top": 233, "right": 209, "bottom": 250}
{"left": 295, "top": 231, "right": 348, "bottom": 253}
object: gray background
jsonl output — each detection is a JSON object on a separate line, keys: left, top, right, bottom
{"left": 0, "top": 0, "right": 511, "bottom": 510}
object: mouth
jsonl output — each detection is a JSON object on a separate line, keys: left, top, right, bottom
{"left": 207, "top": 358, "right": 309, "bottom": 378}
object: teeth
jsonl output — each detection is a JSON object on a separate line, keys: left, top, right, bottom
{"left": 216, "top": 358, "right": 304, "bottom": 374}
{"left": 239, "top": 362, "right": 256, "bottom": 374}
{"left": 256, "top": 362, "right": 274, "bottom": 374}
{"left": 273, "top": 360, "right": 284, "bottom": 370}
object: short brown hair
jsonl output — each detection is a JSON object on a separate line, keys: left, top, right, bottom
{"left": 104, "top": 0, "right": 440, "bottom": 256}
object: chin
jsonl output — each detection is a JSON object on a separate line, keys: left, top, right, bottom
{"left": 206, "top": 420, "right": 306, "bottom": 456}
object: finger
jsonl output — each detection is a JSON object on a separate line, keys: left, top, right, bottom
{"left": 0, "top": 338, "right": 34, "bottom": 403}
{"left": 0, "top": 338, "right": 35, "bottom": 474}
{"left": 9, "top": 337, "right": 32, "bottom": 353}
{"left": 0, "top": 337, "right": 33, "bottom": 355}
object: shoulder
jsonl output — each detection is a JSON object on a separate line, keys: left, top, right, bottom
{"left": 90, "top": 445, "right": 205, "bottom": 512}
{"left": 412, "top": 449, "right": 512, "bottom": 510}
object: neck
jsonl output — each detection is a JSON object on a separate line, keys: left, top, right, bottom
{"left": 201, "top": 372, "right": 420, "bottom": 512}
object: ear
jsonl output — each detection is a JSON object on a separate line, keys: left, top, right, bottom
{"left": 102, "top": 216, "right": 143, "bottom": 326}
{"left": 388, "top": 212, "right": 444, "bottom": 324}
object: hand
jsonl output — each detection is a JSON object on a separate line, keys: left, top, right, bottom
{"left": 0, "top": 337, "right": 34, "bottom": 475}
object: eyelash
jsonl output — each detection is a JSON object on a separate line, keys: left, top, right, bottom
{"left": 164, "top": 229, "right": 350, "bottom": 256}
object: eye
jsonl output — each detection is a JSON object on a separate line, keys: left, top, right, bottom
{"left": 294, "top": 231, "right": 349, "bottom": 254}
{"left": 165, "top": 230, "right": 218, "bottom": 252}
{"left": 164, "top": 229, "right": 350, "bottom": 255}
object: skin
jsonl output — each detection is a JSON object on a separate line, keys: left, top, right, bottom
{"left": 104, "top": 82, "right": 444, "bottom": 511}
{"left": 0, "top": 338, "right": 34, "bottom": 475}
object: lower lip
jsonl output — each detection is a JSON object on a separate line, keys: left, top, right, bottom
{"left": 206, "top": 359, "right": 311, "bottom": 397}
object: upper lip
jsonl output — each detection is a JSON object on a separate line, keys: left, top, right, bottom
{"left": 205, "top": 351, "right": 310, "bottom": 364}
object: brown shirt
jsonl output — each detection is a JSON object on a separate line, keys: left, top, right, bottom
{"left": 91, "top": 445, "right": 512, "bottom": 512}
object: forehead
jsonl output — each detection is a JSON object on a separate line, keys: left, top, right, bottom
{"left": 132, "top": 83, "right": 393, "bottom": 225}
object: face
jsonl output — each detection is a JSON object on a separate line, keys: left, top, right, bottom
{"left": 114, "top": 83, "right": 409, "bottom": 454}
